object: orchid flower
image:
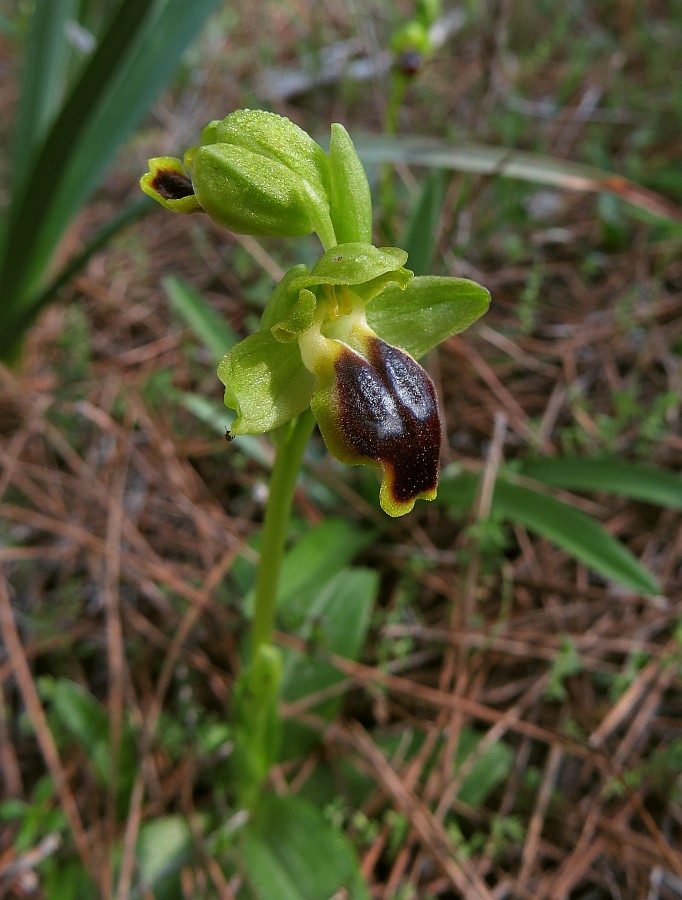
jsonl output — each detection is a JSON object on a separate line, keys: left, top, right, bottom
{"left": 141, "top": 109, "right": 490, "bottom": 516}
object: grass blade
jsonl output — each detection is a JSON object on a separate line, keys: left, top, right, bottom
{"left": 163, "top": 275, "right": 239, "bottom": 364}
{"left": 402, "top": 169, "right": 447, "bottom": 276}
{"left": 354, "top": 134, "right": 682, "bottom": 224}
{"left": 518, "top": 457, "right": 682, "bottom": 510}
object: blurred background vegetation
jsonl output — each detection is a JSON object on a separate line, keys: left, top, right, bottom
{"left": 1, "top": 1, "right": 681, "bottom": 897}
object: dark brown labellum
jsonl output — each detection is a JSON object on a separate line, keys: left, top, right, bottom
{"left": 334, "top": 337, "right": 441, "bottom": 505}
{"left": 152, "top": 169, "right": 195, "bottom": 201}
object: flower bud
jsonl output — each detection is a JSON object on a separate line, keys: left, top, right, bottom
{"left": 191, "top": 143, "right": 320, "bottom": 237}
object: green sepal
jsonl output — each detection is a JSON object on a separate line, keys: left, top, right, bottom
{"left": 191, "top": 144, "right": 318, "bottom": 237}
{"left": 207, "top": 109, "right": 331, "bottom": 205}
{"left": 218, "top": 331, "right": 315, "bottom": 434}
{"left": 367, "top": 275, "right": 491, "bottom": 359}
{"left": 231, "top": 644, "right": 283, "bottom": 807}
{"left": 328, "top": 123, "right": 373, "bottom": 244}
{"left": 192, "top": 109, "right": 336, "bottom": 245}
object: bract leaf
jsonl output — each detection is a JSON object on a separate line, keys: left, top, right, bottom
{"left": 218, "top": 332, "right": 315, "bottom": 434}
{"left": 367, "top": 275, "right": 491, "bottom": 359}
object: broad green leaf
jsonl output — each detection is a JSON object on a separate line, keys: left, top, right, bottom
{"left": 367, "top": 276, "right": 491, "bottom": 359}
{"left": 280, "top": 567, "right": 378, "bottom": 757}
{"left": 518, "top": 457, "right": 682, "bottom": 510}
{"left": 163, "top": 275, "right": 238, "bottom": 363}
{"left": 238, "top": 518, "right": 374, "bottom": 619}
{"left": 239, "top": 794, "right": 369, "bottom": 900}
{"left": 218, "top": 331, "right": 315, "bottom": 434}
{"left": 275, "top": 519, "right": 375, "bottom": 621}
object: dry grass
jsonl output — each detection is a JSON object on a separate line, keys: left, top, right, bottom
{"left": 1, "top": 2, "right": 682, "bottom": 897}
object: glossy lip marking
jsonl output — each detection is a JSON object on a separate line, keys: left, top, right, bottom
{"left": 334, "top": 337, "right": 441, "bottom": 506}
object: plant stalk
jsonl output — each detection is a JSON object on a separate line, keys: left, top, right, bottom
{"left": 250, "top": 410, "right": 316, "bottom": 655}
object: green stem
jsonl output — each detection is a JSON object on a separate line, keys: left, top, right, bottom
{"left": 250, "top": 410, "right": 316, "bottom": 655}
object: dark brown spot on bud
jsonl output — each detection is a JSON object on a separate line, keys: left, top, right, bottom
{"left": 152, "top": 169, "right": 195, "bottom": 201}
{"left": 334, "top": 337, "right": 441, "bottom": 505}
{"left": 395, "top": 50, "right": 423, "bottom": 77}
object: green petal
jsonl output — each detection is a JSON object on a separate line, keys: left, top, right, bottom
{"left": 367, "top": 275, "right": 491, "bottom": 359}
{"left": 260, "top": 264, "right": 318, "bottom": 341}
{"left": 328, "top": 123, "right": 373, "bottom": 244}
{"left": 218, "top": 332, "right": 315, "bottom": 434}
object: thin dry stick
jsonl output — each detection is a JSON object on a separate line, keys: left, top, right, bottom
{"left": 346, "top": 721, "right": 496, "bottom": 900}
{"left": 540, "top": 805, "right": 607, "bottom": 899}
{"left": 0, "top": 572, "right": 93, "bottom": 875}
{"left": 588, "top": 641, "right": 676, "bottom": 748}
{"left": 516, "top": 741, "right": 564, "bottom": 891}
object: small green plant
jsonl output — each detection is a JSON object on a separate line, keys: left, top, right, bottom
{"left": 141, "top": 107, "right": 489, "bottom": 893}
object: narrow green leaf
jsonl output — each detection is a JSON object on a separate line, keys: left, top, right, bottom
{"left": 175, "top": 393, "right": 271, "bottom": 467}
{"left": 0, "top": 0, "right": 219, "bottom": 360}
{"left": 11, "top": 0, "right": 79, "bottom": 196}
{"left": 436, "top": 470, "right": 660, "bottom": 595}
{"left": 367, "top": 275, "right": 490, "bottom": 359}
{"left": 402, "top": 169, "right": 447, "bottom": 276}
{"left": 455, "top": 730, "right": 514, "bottom": 807}
{"left": 492, "top": 478, "right": 660, "bottom": 595}
{"left": 518, "top": 457, "right": 682, "bottom": 510}
{"left": 240, "top": 794, "right": 369, "bottom": 900}
{"left": 163, "top": 275, "right": 238, "bottom": 363}
{"left": 39, "top": 679, "right": 110, "bottom": 784}
{"left": 354, "top": 134, "right": 682, "bottom": 224}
